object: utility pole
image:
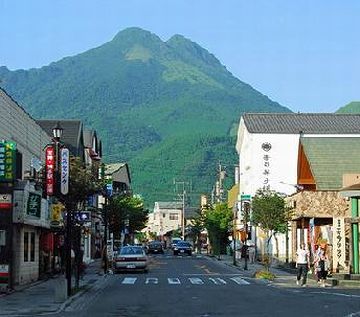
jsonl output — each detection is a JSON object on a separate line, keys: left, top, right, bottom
{"left": 174, "top": 180, "right": 190, "bottom": 240}
{"left": 217, "top": 162, "right": 226, "bottom": 202}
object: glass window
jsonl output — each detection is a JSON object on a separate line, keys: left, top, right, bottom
{"left": 24, "top": 232, "right": 29, "bottom": 262}
{"left": 169, "top": 213, "right": 178, "bottom": 220}
{"left": 30, "top": 232, "right": 35, "bottom": 262}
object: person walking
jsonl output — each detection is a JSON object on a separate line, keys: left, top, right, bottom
{"left": 248, "top": 244, "right": 256, "bottom": 264}
{"left": 296, "top": 243, "right": 310, "bottom": 287}
{"left": 315, "top": 249, "right": 328, "bottom": 287}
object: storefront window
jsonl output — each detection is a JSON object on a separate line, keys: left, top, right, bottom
{"left": 24, "top": 232, "right": 29, "bottom": 262}
{"left": 30, "top": 232, "right": 35, "bottom": 262}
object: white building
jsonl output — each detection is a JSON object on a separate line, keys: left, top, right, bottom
{"left": 236, "top": 113, "right": 360, "bottom": 260}
{"left": 147, "top": 202, "right": 183, "bottom": 237}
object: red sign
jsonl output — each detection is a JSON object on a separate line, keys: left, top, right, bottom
{"left": 45, "top": 145, "right": 55, "bottom": 196}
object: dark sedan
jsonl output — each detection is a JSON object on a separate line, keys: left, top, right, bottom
{"left": 173, "top": 241, "right": 192, "bottom": 256}
{"left": 147, "top": 241, "right": 164, "bottom": 254}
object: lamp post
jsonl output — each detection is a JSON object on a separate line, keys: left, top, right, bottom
{"left": 52, "top": 122, "right": 72, "bottom": 297}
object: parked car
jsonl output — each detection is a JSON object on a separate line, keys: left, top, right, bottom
{"left": 147, "top": 241, "right": 164, "bottom": 254}
{"left": 114, "top": 246, "right": 148, "bottom": 273}
{"left": 173, "top": 241, "right": 192, "bottom": 256}
{"left": 171, "top": 238, "right": 182, "bottom": 249}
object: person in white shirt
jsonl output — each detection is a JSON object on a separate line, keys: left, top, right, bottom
{"left": 296, "top": 243, "right": 310, "bottom": 287}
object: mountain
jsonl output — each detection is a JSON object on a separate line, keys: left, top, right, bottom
{"left": 336, "top": 101, "right": 360, "bottom": 114}
{"left": 0, "top": 27, "right": 291, "bottom": 208}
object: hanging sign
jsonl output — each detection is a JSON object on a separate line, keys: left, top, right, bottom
{"left": 26, "top": 192, "right": 41, "bottom": 217}
{"left": 45, "top": 145, "right": 55, "bottom": 196}
{"left": 60, "top": 148, "right": 69, "bottom": 195}
{"left": 0, "top": 264, "right": 9, "bottom": 285}
{"left": 0, "top": 194, "right": 12, "bottom": 209}
{"left": 0, "top": 141, "right": 16, "bottom": 182}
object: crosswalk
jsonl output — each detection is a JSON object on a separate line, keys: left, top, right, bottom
{"left": 118, "top": 276, "right": 250, "bottom": 286}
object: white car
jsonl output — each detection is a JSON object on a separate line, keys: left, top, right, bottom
{"left": 114, "top": 246, "right": 148, "bottom": 273}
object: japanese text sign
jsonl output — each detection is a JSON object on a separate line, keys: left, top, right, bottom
{"left": 0, "top": 141, "right": 16, "bottom": 182}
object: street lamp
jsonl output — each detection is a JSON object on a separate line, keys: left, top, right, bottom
{"left": 52, "top": 122, "right": 71, "bottom": 297}
{"left": 52, "top": 121, "right": 63, "bottom": 140}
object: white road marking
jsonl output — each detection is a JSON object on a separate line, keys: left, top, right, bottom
{"left": 189, "top": 277, "right": 204, "bottom": 285}
{"left": 230, "top": 277, "right": 250, "bottom": 285}
{"left": 209, "top": 277, "right": 227, "bottom": 285}
{"left": 145, "top": 277, "right": 158, "bottom": 284}
{"left": 168, "top": 278, "right": 181, "bottom": 284}
{"left": 122, "top": 277, "right": 137, "bottom": 284}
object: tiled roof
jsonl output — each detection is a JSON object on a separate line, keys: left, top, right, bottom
{"left": 157, "top": 202, "right": 183, "bottom": 209}
{"left": 243, "top": 113, "right": 360, "bottom": 134}
{"left": 36, "top": 119, "right": 84, "bottom": 157}
{"left": 301, "top": 137, "right": 360, "bottom": 190}
{"left": 105, "top": 163, "right": 127, "bottom": 175}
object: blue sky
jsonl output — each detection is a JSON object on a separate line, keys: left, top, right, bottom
{"left": 1, "top": 0, "right": 359, "bottom": 113}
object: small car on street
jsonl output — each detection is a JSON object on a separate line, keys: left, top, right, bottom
{"left": 173, "top": 241, "right": 192, "bottom": 256}
{"left": 147, "top": 241, "right": 164, "bottom": 254}
{"left": 114, "top": 246, "right": 148, "bottom": 273}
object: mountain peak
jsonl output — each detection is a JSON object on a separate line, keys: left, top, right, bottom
{"left": 112, "top": 27, "right": 162, "bottom": 44}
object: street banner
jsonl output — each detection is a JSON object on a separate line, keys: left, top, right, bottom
{"left": 60, "top": 148, "right": 69, "bottom": 195}
{"left": 45, "top": 145, "right": 55, "bottom": 196}
{"left": 0, "top": 141, "right": 16, "bottom": 182}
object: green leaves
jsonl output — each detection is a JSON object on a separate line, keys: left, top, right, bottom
{"left": 108, "top": 195, "right": 149, "bottom": 239}
{"left": 204, "top": 203, "right": 233, "bottom": 255}
{"left": 251, "top": 189, "right": 292, "bottom": 234}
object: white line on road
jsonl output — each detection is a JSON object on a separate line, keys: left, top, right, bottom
{"left": 122, "top": 277, "right": 137, "bottom": 284}
{"left": 230, "top": 277, "right": 250, "bottom": 285}
{"left": 145, "top": 278, "right": 158, "bottom": 284}
{"left": 209, "top": 277, "right": 227, "bottom": 285}
{"left": 189, "top": 277, "right": 204, "bottom": 285}
{"left": 168, "top": 278, "right": 181, "bottom": 284}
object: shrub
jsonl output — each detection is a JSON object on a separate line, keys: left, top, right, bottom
{"left": 254, "top": 270, "right": 276, "bottom": 280}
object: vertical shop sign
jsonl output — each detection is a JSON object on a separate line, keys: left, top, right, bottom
{"left": 333, "top": 217, "right": 346, "bottom": 273}
{"left": 45, "top": 145, "right": 55, "bottom": 196}
{"left": 60, "top": 148, "right": 69, "bottom": 195}
{"left": 0, "top": 141, "right": 16, "bottom": 182}
{"left": 261, "top": 142, "right": 272, "bottom": 190}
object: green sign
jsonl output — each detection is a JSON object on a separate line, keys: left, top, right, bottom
{"left": 240, "top": 194, "right": 251, "bottom": 201}
{"left": 27, "top": 192, "right": 41, "bottom": 218}
{"left": 0, "top": 141, "right": 16, "bottom": 182}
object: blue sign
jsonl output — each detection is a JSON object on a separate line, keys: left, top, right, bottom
{"left": 106, "top": 183, "right": 113, "bottom": 197}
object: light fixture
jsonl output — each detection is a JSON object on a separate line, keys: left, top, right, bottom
{"left": 52, "top": 121, "right": 63, "bottom": 140}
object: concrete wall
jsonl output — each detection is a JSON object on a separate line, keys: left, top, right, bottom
{"left": 0, "top": 89, "right": 51, "bottom": 177}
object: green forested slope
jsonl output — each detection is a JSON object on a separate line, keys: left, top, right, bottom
{"left": 337, "top": 101, "right": 360, "bottom": 114}
{"left": 0, "top": 27, "right": 291, "bottom": 207}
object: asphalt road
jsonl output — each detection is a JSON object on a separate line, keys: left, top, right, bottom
{"left": 58, "top": 252, "right": 360, "bottom": 317}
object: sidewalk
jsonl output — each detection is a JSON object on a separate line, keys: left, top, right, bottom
{"left": 0, "top": 259, "right": 107, "bottom": 316}
{"left": 208, "top": 254, "right": 337, "bottom": 288}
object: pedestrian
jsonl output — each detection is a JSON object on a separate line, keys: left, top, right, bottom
{"left": 296, "top": 243, "right": 310, "bottom": 287}
{"left": 315, "top": 249, "right": 328, "bottom": 287}
{"left": 248, "top": 244, "right": 256, "bottom": 264}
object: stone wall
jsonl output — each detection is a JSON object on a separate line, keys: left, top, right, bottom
{"left": 286, "top": 191, "right": 349, "bottom": 219}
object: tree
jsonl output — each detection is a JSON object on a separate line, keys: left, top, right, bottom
{"left": 251, "top": 189, "right": 293, "bottom": 266}
{"left": 204, "top": 203, "right": 233, "bottom": 256}
{"left": 187, "top": 209, "right": 205, "bottom": 253}
{"left": 108, "top": 195, "right": 149, "bottom": 243}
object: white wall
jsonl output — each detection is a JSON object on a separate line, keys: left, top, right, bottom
{"left": 239, "top": 128, "right": 299, "bottom": 197}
